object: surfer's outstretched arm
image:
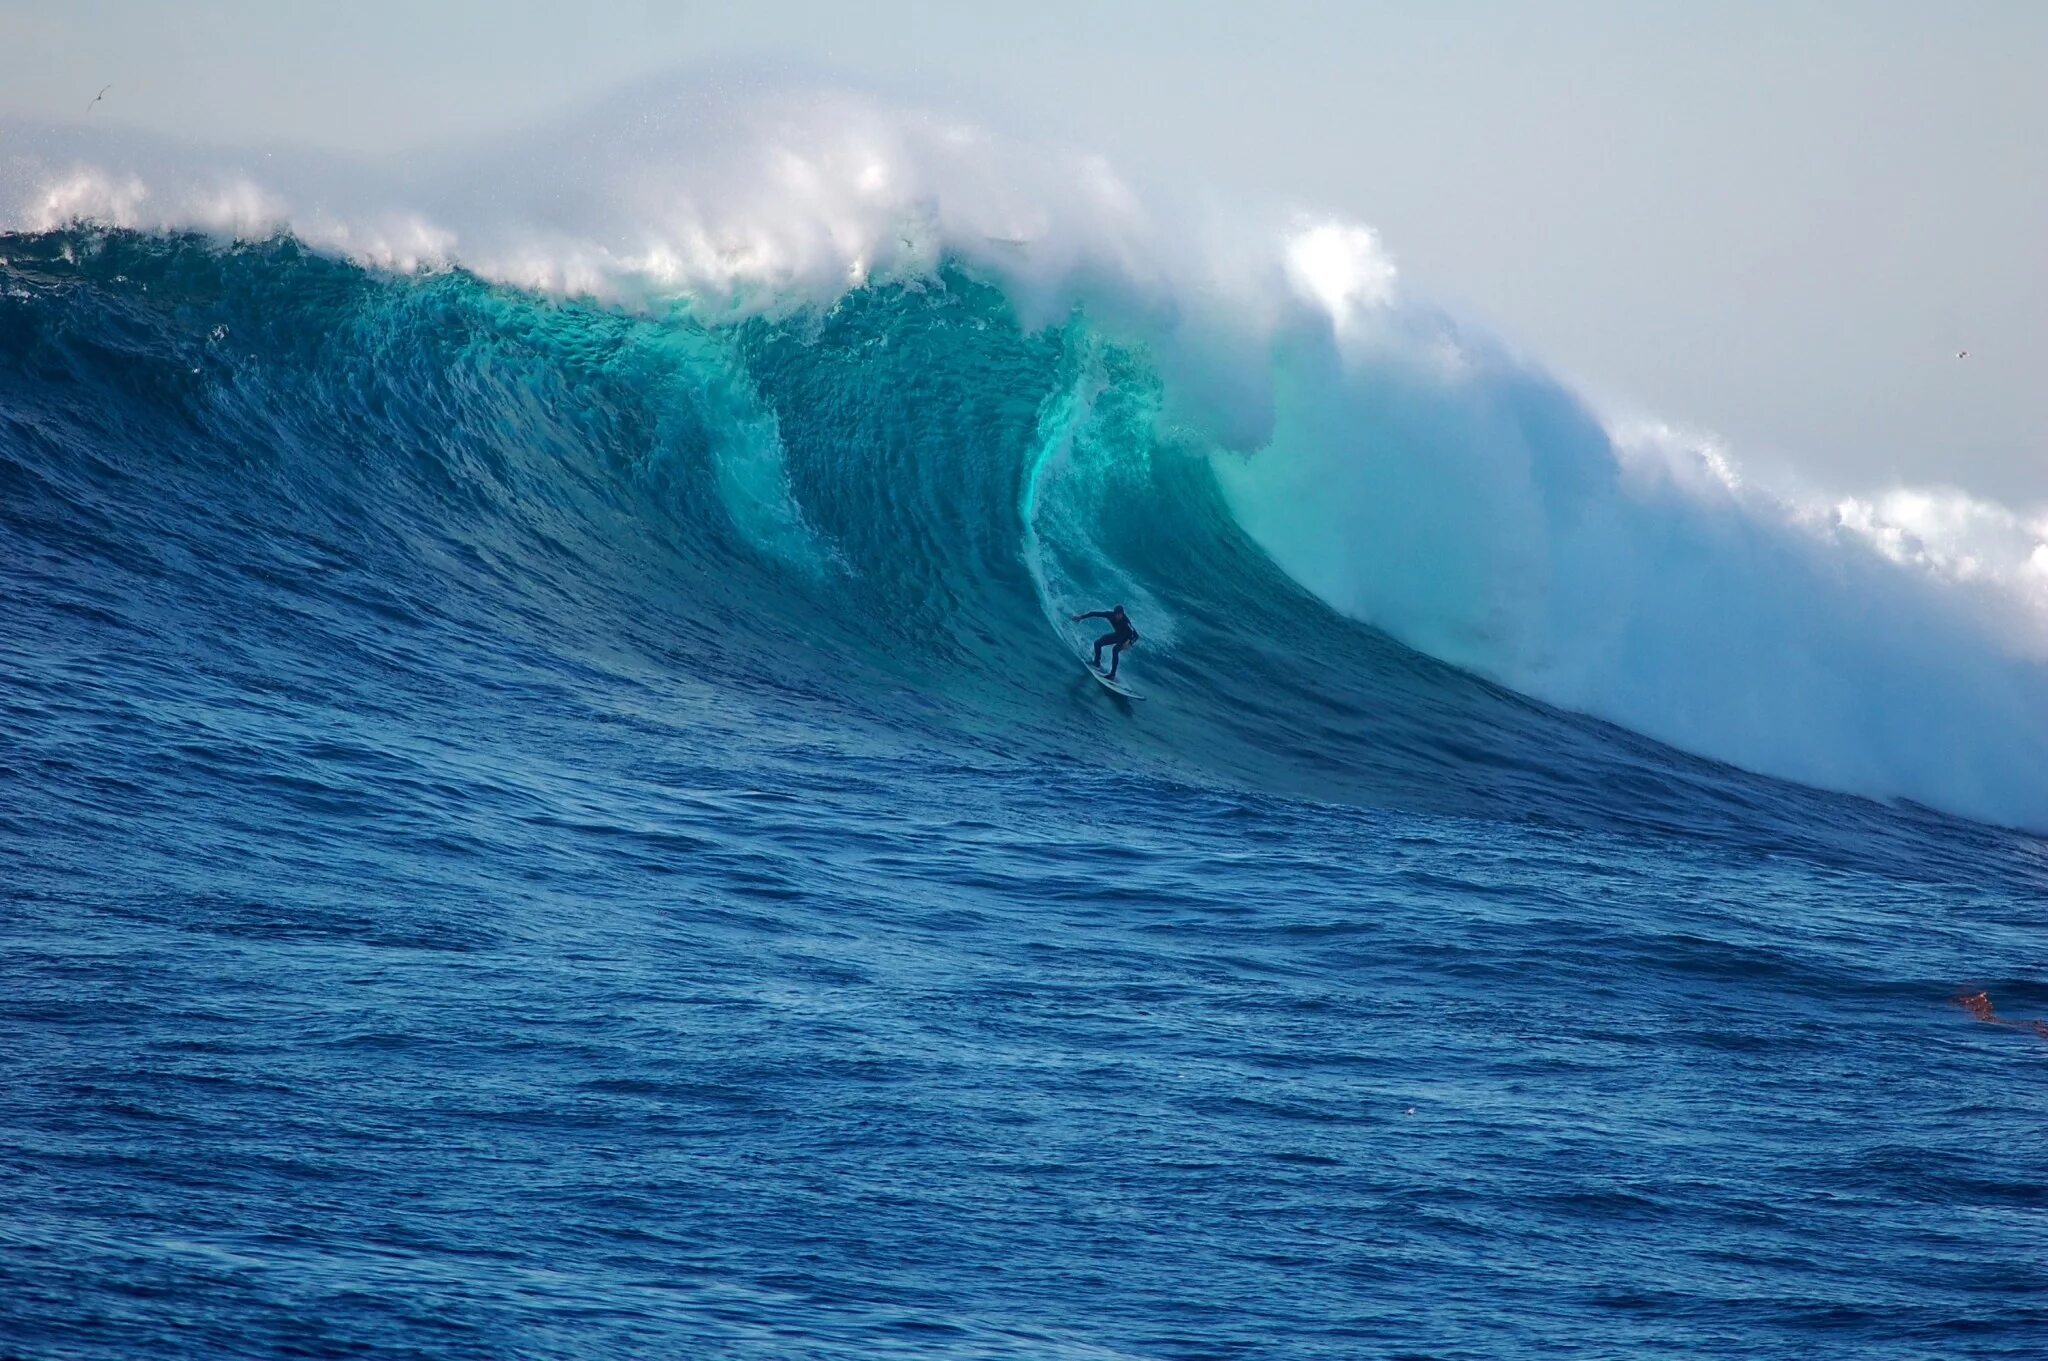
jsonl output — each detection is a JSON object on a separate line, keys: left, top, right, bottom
{"left": 1072, "top": 610, "right": 1111, "bottom": 622}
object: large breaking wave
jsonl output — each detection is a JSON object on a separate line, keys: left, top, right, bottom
{"left": 5, "top": 83, "right": 2046, "bottom": 832}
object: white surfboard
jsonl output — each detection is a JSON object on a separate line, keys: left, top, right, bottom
{"left": 1079, "top": 653, "right": 1145, "bottom": 700}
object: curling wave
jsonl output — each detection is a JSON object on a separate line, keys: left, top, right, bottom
{"left": 4, "top": 83, "right": 2046, "bottom": 832}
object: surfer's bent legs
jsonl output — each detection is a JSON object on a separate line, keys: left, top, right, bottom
{"left": 1093, "top": 632, "right": 1131, "bottom": 678}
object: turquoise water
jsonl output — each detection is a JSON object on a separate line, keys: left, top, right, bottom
{"left": 3, "top": 231, "right": 2045, "bottom": 1359}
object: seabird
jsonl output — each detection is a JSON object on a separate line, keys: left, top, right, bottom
{"left": 86, "top": 84, "right": 111, "bottom": 114}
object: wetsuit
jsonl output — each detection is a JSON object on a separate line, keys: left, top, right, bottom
{"left": 1075, "top": 607, "right": 1139, "bottom": 679}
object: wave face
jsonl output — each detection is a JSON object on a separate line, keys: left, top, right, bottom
{"left": 2, "top": 223, "right": 2034, "bottom": 849}
{"left": 6, "top": 94, "right": 2048, "bottom": 1360}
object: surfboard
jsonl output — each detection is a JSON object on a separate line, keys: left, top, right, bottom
{"left": 1081, "top": 655, "right": 1145, "bottom": 701}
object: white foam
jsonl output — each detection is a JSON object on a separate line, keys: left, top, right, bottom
{"left": 1220, "top": 313, "right": 2048, "bottom": 829}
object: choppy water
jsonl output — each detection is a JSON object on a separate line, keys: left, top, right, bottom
{"left": 4, "top": 229, "right": 2045, "bottom": 1360}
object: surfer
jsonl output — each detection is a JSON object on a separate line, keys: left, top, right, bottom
{"left": 1072, "top": 605, "right": 1139, "bottom": 680}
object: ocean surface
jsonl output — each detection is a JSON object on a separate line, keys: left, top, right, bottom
{"left": 4, "top": 200, "right": 2046, "bottom": 1358}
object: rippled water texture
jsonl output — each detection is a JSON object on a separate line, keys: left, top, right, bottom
{"left": 4, "top": 233, "right": 2045, "bottom": 1359}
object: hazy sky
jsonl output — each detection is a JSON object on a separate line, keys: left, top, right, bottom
{"left": 4, "top": 0, "right": 2041, "bottom": 503}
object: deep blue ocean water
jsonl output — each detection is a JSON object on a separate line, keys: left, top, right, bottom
{"left": 4, "top": 231, "right": 2046, "bottom": 1360}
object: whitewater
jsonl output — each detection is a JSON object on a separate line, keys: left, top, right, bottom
{"left": 4, "top": 85, "right": 2045, "bottom": 1360}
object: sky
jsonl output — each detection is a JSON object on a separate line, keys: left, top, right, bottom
{"left": 2, "top": 0, "right": 2041, "bottom": 505}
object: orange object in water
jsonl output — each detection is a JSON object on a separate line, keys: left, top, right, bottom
{"left": 1956, "top": 990, "right": 1998, "bottom": 1022}
{"left": 1954, "top": 989, "right": 2048, "bottom": 1041}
